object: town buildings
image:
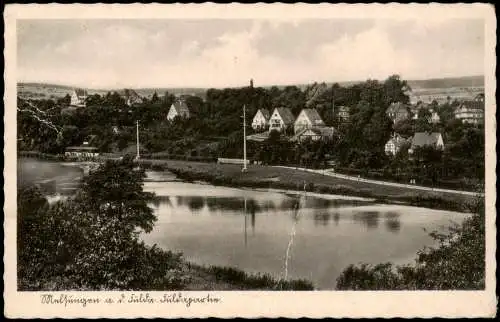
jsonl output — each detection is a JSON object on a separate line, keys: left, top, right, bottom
{"left": 430, "top": 110, "right": 441, "bottom": 124}
{"left": 120, "top": 89, "right": 144, "bottom": 107}
{"left": 386, "top": 102, "right": 411, "bottom": 123}
{"left": 454, "top": 99, "right": 485, "bottom": 124}
{"left": 70, "top": 88, "right": 88, "bottom": 107}
{"left": 167, "top": 99, "right": 190, "bottom": 121}
{"left": 251, "top": 108, "right": 270, "bottom": 131}
{"left": 292, "top": 126, "right": 336, "bottom": 143}
{"left": 268, "top": 107, "right": 295, "bottom": 132}
{"left": 337, "top": 106, "right": 351, "bottom": 123}
{"left": 384, "top": 134, "right": 409, "bottom": 156}
{"left": 294, "top": 108, "right": 325, "bottom": 134}
{"left": 408, "top": 132, "right": 444, "bottom": 155}
{"left": 65, "top": 142, "right": 99, "bottom": 160}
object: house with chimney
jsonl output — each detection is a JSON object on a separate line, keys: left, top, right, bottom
{"left": 251, "top": 108, "right": 270, "bottom": 131}
{"left": 268, "top": 107, "right": 295, "bottom": 133}
{"left": 167, "top": 99, "right": 190, "bottom": 121}
{"left": 386, "top": 102, "right": 411, "bottom": 123}
{"left": 70, "top": 88, "right": 88, "bottom": 107}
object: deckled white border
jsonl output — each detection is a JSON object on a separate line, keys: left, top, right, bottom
{"left": 3, "top": 3, "right": 497, "bottom": 318}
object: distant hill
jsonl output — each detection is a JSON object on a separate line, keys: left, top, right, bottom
{"left": 407, "top": 75, "right": 484, "bottom": 89}
{"left": 17, "top": 75, "right": 484, "bottom": 100}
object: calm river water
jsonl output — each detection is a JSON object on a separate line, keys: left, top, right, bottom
{"left": 19, "top": 158, "right": 469, "bottom": 290}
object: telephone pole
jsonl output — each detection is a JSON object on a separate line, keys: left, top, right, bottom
{"left": 242, "top": 104, "right": 247, "bottom": 172}
{"left": 136, "top": 120, "right": 140, "bottom": 160}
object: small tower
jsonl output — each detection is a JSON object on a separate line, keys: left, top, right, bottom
{"left": 250, "top": 78, "right": 254, "bottom": 89}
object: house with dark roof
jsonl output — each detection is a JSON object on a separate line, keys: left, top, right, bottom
{"left": 120, "top": 89, "right": 143, "bottom": 107}
{"left": 454, "top": 100, "right": 484, "bottom": 124}
{"left": 70, "top": 88, "right": 88, "bottom": 107}
{"left": 386, "top": 102, "right": 411, "bottom": 123}
{"left": 408, "top": 132, "right": 444, "bottom": 155}
{"left": 268, "top": 107, "right": 295, "bottom": 133}
{"left": 251, "top": 108, "right": 270, "bottom": 131}
{"left": 167, "top": 100, "right": 190, "bottom": 121}
{"left": 294, "top": 108, "right": 325, "bottom": 134}
{"left": 292, "top": 126, "right": 336, "bottom": 143}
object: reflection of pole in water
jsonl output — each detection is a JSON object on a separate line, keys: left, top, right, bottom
{"left": 251, "top": 208, "right": 255, "bottom": 235}
{"left": 244, "top": 196, "right": 248, "bottom": 247}
{"left": 284, "top": 182, "right": 306, "bottom": 280}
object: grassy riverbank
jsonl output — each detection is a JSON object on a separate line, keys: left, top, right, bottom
{"left": 137, "top": 159, "right": 479, "bottom": 213}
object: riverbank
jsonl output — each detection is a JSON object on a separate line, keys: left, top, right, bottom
{"left": 137, "top": 159, "right": 481, "bottom": 213}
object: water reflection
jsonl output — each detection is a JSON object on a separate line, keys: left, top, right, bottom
{"left": 314, "top": 212, "right": 331, "bottom": 226}
{"left": 333, "top": 213, "right": 340, "bottom": 226}
{"left": 353, "top": 211, "right": 380, "bottom": 229}
{"left": 187, "top": 196, "right": 205, "bottom": 211}
{"left": 384, "top": 211, "right": 401, "bottom": 233}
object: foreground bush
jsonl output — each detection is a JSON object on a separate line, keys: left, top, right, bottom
{"left": 17, "top": 156, "right": 184, "bottom": 290}
{"left": 336, "top": 196, "right": 485, "bottom": 290}
{"left": 205, "top": 265, "right": 314, "bottom": 290}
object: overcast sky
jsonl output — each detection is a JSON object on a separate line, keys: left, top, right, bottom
{"left": 17, "top": 18, "right": 484, "bottom": 88}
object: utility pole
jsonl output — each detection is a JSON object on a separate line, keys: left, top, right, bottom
{"left": 332, "top": 84, "right": 335, "bottom": 124}
{"left": 242, "top": 104, "right": 247, "bottom": 172}
{"left": 136, "top": 120, "right": 140, "bottom": 160}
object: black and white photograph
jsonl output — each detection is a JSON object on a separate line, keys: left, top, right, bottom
{"left": 4, "top": 3, "right": 496, "bottom": 319}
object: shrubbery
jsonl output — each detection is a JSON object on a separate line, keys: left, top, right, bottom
{"left": 336, "top": 195, "right": 485, "bottom": 290}
{"left": 17, "top": 156, "right": 184, "bottom": 290}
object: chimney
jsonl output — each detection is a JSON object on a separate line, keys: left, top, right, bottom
{"left": 331, "top": 85, "right": 335, "bottom": 121}
{"left": 250, "top": 79, "right": 254, "bottom": 89}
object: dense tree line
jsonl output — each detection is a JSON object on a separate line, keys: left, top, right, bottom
{"left": 17, "top": 74, "right": 484, "bottom": 187}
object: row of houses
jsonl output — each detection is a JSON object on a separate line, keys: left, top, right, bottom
{"left": 70, "top": 88, "right": 145, "bottom": 108}
{"left": 70, "top": 87, "right": 192, "bottom": 121}
{"left": 385, "top": 93, "right": 485, "bottom": 125}
{"left": 249, "top": 107, "right": 340, "bottom": 143}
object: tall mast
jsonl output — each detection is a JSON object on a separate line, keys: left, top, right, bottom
{"left": 332, "top": 84, "right": 335, "bottom": 122}
{"left": 242, "top": 104, "right": 247, "bottom": 172}
{"left": 136, "top": 120, "right": 140, "bottom": 160}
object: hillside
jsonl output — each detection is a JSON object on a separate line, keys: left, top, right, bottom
{"left": 17, "top": 75, "right": 484, "bottom": 100}
{"left": 406, "top": 75, "right": 484, "bottom": 89}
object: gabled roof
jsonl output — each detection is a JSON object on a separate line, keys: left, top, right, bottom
{"left": 310, "top": 126, "right": 335, "bottom": 137}
{"left": 386, "top": 102, "right": 409, "bottom": 114}
{"left": 300, "top": 108, "right": 325, "bottom": 126}
{"left": 257, "top": 108, "right": 270, "bottom": 120}
{"left": 246, "top": 132, "right": 269, "bottom": 142}
{"left": 120, "top": 88, "right": 140, "bottom": 99}
{"left": 457, "top": 100, "right": 484, "bottom": 111}
{"left": 171, "top": 100, "right": 190, "bottom": 114}
{"left": 274, "top": 107, "right": 295, "bottom": 124}
{"left": 411, "top": 132, "right": 443, "bottom": 148}
{"left": 73, "top": 88, "right": 88, "bottom": 97}
{"left": 292, "top": 126, "right": 336, "bottom": 141}
{"left": 386, "top": 134, "right": 408, "bottom": 147}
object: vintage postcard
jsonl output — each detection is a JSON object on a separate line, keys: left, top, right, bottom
{"left": 4, "top": 3, "right": 497, "bottom": 318}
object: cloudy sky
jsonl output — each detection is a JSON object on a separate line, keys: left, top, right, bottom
{"left": 17, "top": 18, "right": 484, "bottom": 88}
